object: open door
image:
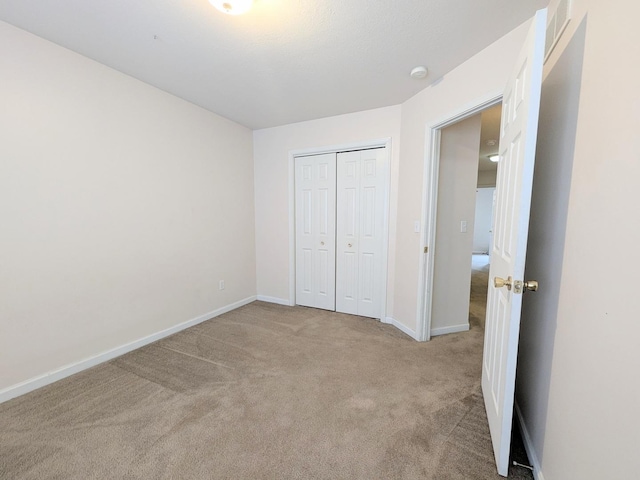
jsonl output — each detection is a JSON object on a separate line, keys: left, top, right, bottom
{"left": 482, "top": 8, "right": 547, "bottom": 476}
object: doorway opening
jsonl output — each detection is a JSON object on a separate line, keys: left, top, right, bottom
{"left": 469, "top": 103, "right": 502, "bottom": 332}
{"left": 427, "top": 102, "right": 501, "bottom": 338}
{"left": 417, "top": 94, "right": 502, "bottom": 342}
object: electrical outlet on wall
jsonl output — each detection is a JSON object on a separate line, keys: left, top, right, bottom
{"left": 219, "top": 280, "right": 225, "bottom": 291}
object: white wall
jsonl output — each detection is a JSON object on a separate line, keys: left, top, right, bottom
{"left": 0, "top": 22, "right": 257, "bottom": 394}
{"left": 253, "top": 106, "right": 402, "bottom": 314}
{"left": 393, "top": 21, "right": 531, "bottom": 334}
{"left": 430, "top": 115, "right": 481, "bottom": 334}
{"left": 473, "top": 188, "right": 495, "bottom": 253}
{"left": 516, "top": 0, "right": 640, "bottom": 478}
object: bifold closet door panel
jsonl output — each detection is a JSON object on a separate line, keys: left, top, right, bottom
{"left": 294, "top": 153, "right": 336, "bottom": 310}
{"left": 336, "top": 152, "right": 360, "bottom": 315}
{"left": 336, "top": 149, "right": 385, "bottom": 318}
{"left": 356, "top": 148, "right": 385, "bottom": 318}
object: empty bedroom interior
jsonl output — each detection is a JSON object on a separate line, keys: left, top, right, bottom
{"left": 2, "top": 1, "right": 639, "bottom": 479}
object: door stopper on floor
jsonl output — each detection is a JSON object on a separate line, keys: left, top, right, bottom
{"left": 512, "top": 461, "right": 534, "bottom": 471}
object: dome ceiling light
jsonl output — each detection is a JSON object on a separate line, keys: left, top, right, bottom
{"left": 209, "top": 0, "right": 253, "bottom": 15}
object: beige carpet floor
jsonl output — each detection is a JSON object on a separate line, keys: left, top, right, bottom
{"left": 1, "top": 258, "right": 533, "bottom": 479}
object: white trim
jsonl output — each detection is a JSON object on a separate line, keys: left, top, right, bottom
{"left": 430, "top": 323, "right": 470, "bottom": 337}
{"left": 416, "top": 93, "right": 503, "bottom": 342}
{"left": 288, "top": 150, "right": 296, "bottom": 306}
{"left": 288, "top": 138, "right": 392, "bottom": 321}
{"left": 289, "top": 138, "right": 392, "bottom": 158}
{"left": 0, "top": 295, "right": 257, "bottom": 404}
{"left": 515, "top": 402, "right": 546, "bottom": 480}
{"left": 379, "top": 143, "right": 392, "bottom": 322}
{"left": 383, "top": 317, "right": 419, "bottom": 341}
{"left": 256, "top": 295, "right": 293, "bottom": 306}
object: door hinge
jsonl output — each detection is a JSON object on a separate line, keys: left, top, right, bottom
{"left": 424, "top": 246, "right": 428, "bottom": 253}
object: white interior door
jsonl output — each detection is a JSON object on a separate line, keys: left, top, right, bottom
{"left": 295, "top": 153, "right": 336, "bottom": 310}
{"left": 482, "top": 8, "right": 546, "bottom": 476}
{"left": 336, "top": 148, "right": 385, "bottom": 318}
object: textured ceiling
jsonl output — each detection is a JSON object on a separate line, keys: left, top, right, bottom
{"left": 0, "top": 0, "right": 548, "bottom": 129}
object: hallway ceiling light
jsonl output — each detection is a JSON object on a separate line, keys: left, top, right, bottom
{"left": 489, "top": 154, "right": 500, "bottom": 163}
{"left": 209, "top": 0, "right": 253, "bottom": 15}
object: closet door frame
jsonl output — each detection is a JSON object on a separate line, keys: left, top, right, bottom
{"left": 288, "top": 138, "right": 391, "bottom": 321}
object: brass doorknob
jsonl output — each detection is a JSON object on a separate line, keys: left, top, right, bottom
{"left": 320, "top": 241, "right": 325, "bottom": 246}
{"left": 523, "top": 280, "right": 539, "bottom": 292}
{"left": 494, "top": 276, "right": 513, "bottom": 291}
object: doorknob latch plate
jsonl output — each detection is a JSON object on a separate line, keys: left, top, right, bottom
{"left": 513, "top": 280, "right": 539, "bottom": 293}
{"left": 496, "top": 278, "right": 538, "bottom": 294}
{"left": 514, "top": 280, "right": 523, "bottom": 294}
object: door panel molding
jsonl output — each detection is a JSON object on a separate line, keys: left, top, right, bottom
{"left": 335, "top": 149, "right": 385, "bottom": 318}
{"left": 295, "top": 153, "right": 336, "bottom": 311}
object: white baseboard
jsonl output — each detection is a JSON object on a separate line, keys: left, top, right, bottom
{"left": 0, "top": 295, "right": 257, "bottom": 404}
{"left": 383, "top": 317, "right": 419, "bottom": 341}
{"left": 430, "top": 323, "right": 470, "bottom": 336}
{"left": 515, "top": 402, "right": 545, "bottom": 480}
{"left": 256, "top": 295, "right": 294, "bottom": 306}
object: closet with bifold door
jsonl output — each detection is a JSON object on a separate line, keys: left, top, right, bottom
{"left": 295, "top": 147, "right": 386, "bottom": 319}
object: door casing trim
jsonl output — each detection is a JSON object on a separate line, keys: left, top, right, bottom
{"left": 417, "top": 94, "right": 503, "bottom": 341}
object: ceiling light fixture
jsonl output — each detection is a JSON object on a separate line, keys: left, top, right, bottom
{"left": 410, "top": 66, "right": 429, "bottom": 79}
{"left": 209, "top": 0, "right": 253, "bottom": 15}
{"left": 489, "top": 154, "right": 500, "bottom": 163}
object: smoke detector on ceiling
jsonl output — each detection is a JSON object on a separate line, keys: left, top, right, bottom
{"left": 410, "top": 66, "right": 428, "bottom": 79}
